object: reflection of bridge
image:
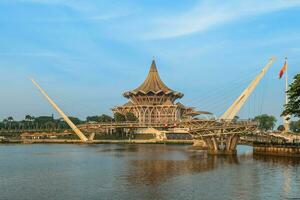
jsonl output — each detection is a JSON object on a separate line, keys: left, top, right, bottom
{"left": 31, "top": 57, "right": 278, "bottom": 154}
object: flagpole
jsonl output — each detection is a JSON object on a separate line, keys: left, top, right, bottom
{"left": 284, "top": 57, "right": 290, "bottom": 132}
{"left": 285, "top": 57, "right": 288, "bottom": 105}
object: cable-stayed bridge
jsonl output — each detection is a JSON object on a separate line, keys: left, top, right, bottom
{"left": 30, "top": 57, "right": 293, "bottom": 154}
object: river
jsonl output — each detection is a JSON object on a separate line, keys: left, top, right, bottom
{"left": 0, "top": 144, "right": 299, "bottom": 200}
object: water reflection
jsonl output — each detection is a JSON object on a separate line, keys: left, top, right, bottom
{"left": 97, "top": 145, "right": 140, "bottom": 153}
{"left": 253, "top": 154, "right": 300, "bottom": 199}
{"left": 125, "top": 151, "right": 239, "bottom": 186}
{"left": 1, "top": 144, "right": 300, "bottom": 200}
{"left": 253, "top": 154, "right": 300, "bottom": 165}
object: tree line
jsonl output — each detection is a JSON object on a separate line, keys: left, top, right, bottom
{"left": 0, "top": 112, "right": 138, "bottom": 131}
{"left": 1, "top": 112, "right": 299, "bottom": 133}
{"left": 254, "top": 114, "right": 300, "bottom": 133}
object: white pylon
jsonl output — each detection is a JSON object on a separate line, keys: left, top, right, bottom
{"left": 30, "top": 78, "right": 88, "bottom": 142}
{"left": 220, "top": 57, "right": 276, "bottom": 120}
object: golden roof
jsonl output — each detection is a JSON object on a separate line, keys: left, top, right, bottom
{"left": 124, "top": 60, "right": 183, "bottom": 98}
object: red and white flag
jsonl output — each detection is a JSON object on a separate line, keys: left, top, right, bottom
{"left": 279, "top": 60, "right": 287, "bottom": 79}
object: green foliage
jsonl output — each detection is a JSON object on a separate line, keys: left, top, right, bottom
{"left": 100, "top": 114, "right": 113, "bottom": 122}
{"left": 55, "top": 119, "right": 69, "bottom": 129}
{"left": 25, "top": 115, "right": 34, "bottom": 121}
{"left": 0, "top": 112, "right": 133, "bottom": 133}
{"left": 290, "top": 120, "right": 300, "bottom": 133}
{"left": 67, "top": 117, "right": 83, "bottom": 125}
{"left": 86, "top": 116, "right": 98, "bottom": 122}
{"left": 254, "top": 114, "right": 277, "bottom": 131}
{"left": 282, "top": 74, "right": 300, "bottom": 118}
{"left": 86, "top": 114, "right": 113, "bottom": 122}
{"left": 0, "top": 122, "right": 4, "bottom": 129}
{"left": 125, "top": 112, "right": 138, "bottom": 122}
{"left": 34, "top": 116, "right": 54, "bottom": 124}
{"left": 114, "top": 112, "right": 126, "bottom": 122}
{"left": 233, "top": 116, "right": 239, "bottom": 122}
{"left": 277, "top": 125, "right": 285, "bottom": 131}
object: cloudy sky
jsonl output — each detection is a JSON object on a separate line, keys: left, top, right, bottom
{"left": 0, "top": 0, "right": 299, "bottom": 123}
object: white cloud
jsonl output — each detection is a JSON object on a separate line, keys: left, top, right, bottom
{"left": 15, "top": 0, "right": 133, "bottom": 21}
{"left": 115, "top": 0, "right": 300, "bottom": 40}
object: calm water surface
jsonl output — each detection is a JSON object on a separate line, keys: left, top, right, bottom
{"left": 0, "top": 144, "right": 299, "bottom": 200}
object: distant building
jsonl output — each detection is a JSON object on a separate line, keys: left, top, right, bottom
{"left": 112, "top": 60, "right": 200, "bottom": 124}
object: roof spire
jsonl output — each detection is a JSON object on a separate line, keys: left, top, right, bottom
{"left": 150, "top": 59, "right": 158, "bottom": 72}
{"left": 123, "top": 59, "right": 183, "bottom": 99}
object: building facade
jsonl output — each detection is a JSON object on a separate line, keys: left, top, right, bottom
{"left": 112, "top": 60, "right": 198, "bottom": 124}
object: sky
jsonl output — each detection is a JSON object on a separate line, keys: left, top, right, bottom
{"left": 0, "top": 0, "right": 299, "bottom": 123}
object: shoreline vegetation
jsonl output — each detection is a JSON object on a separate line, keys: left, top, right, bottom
{"left": 0, "top": 113, "right": 299, "bottom": 141}
{"left": 0, "top": 113, "right": 138, "bottom": 140}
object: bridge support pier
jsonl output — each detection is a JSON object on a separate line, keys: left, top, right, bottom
{"left": 203, "top": 134, "right": 239, "bottom": 155}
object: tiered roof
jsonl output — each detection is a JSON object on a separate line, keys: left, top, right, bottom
{"left": 123, "top": 60, "right": 183, "bottom": 99}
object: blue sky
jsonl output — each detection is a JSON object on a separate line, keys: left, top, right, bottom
{"left": 0, "top": 0, "right": 299, "bottom": 123}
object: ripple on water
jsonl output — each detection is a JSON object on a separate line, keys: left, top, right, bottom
{"left": 0, "top": 144, "right": 299, "bottom": 200}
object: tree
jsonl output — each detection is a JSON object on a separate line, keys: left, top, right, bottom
{"left": 68, "top": 117, "right": 83, "bottom": 125}
{"left": 56, "top": 119, "right": 68, "bottom": 129}
{"left": 2, "top": 119, "right": 8, "bottom": 129}
{"left": 24, "top": 115, "right": 34, "bottom": 129}
{"left": 34, "top": 116, "right": 54, "bottom": 129}
{"left": 25, "top": 115, "right": 31, "bottom": 121}
{"left": 7, "top": 117, "right": 14, "bottom": 130}
{"left": 254, "top": 114, "right": 277, "bottom": 131}
{"left": 114, "top": 112, "right": 126, "bottom": 122}
{"left": 0, "top": 121, "right": 4, "bottom": 130}
{"left": 125, "top": 112, "right": 138, "bottom": 122}
{"left": 34, "top": 116, "right": 54, "bottom": 124}
{"left": 233, "top": 116, "right": 239, "bottom": 123}
{"left": 282, "top": 74, "right": 300, "bottom": 118}
{"left": 290, "top": 120, "right": 300, "bottom": 133}
{"left": 86, "top": 114, "right": 113, "bottom": 123}
{"left": 99, "top": 114, "right": 113, "bottom": 122}
{"left": 277, "top": 125, "right": 285, "bottom": 132}
{"left": 86, "top": 116, "right": 99, "bottom": 122}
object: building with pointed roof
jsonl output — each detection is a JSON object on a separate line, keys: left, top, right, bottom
{"left": 112, "top": 60, "right": 197, "bottom": 125}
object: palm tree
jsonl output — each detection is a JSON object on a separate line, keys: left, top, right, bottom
{"left": 25, "top": 115, "right": 35, "bottom": 129}
{"left": 2, "top": 119, "right": 8, "bottom": 129}
{"left": 7, "top": 117, "right": 14, "bottom": 130}
{"left": 31, "top": 116, "right": 35, "bottom": 130}
{"left": 25, "top": 115, "right": 30, "bottom": 129}
{"left": 25, "top": 115, "right": 31, "bottom": 121}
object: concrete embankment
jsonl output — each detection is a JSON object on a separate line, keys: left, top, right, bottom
{"left": 1, "top": 139, "right": 194, "bottom": 145}
{"left": 253, "top": 143, "right": 300, "bottom": 157}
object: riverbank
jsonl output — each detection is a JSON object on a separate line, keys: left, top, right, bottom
{"left": 253, "top": 143, "right": 300, "bottom": 157}
{"left": 0, "top": 139, "right": 194, "bottom": 145}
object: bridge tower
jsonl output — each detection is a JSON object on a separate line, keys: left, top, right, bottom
{"left": 196, "top": 57, "right": 276, "bottom": 154}
{"left": 31, "top": 79, "right": 88, "bottom": 142}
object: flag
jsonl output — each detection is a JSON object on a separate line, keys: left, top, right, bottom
{"left": 279, "top": 60, "right": 287, "bottom": 79}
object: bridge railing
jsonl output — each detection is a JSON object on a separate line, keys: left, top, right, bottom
{"left": 78, "top": 119, "right": 258, "bottom": 129}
